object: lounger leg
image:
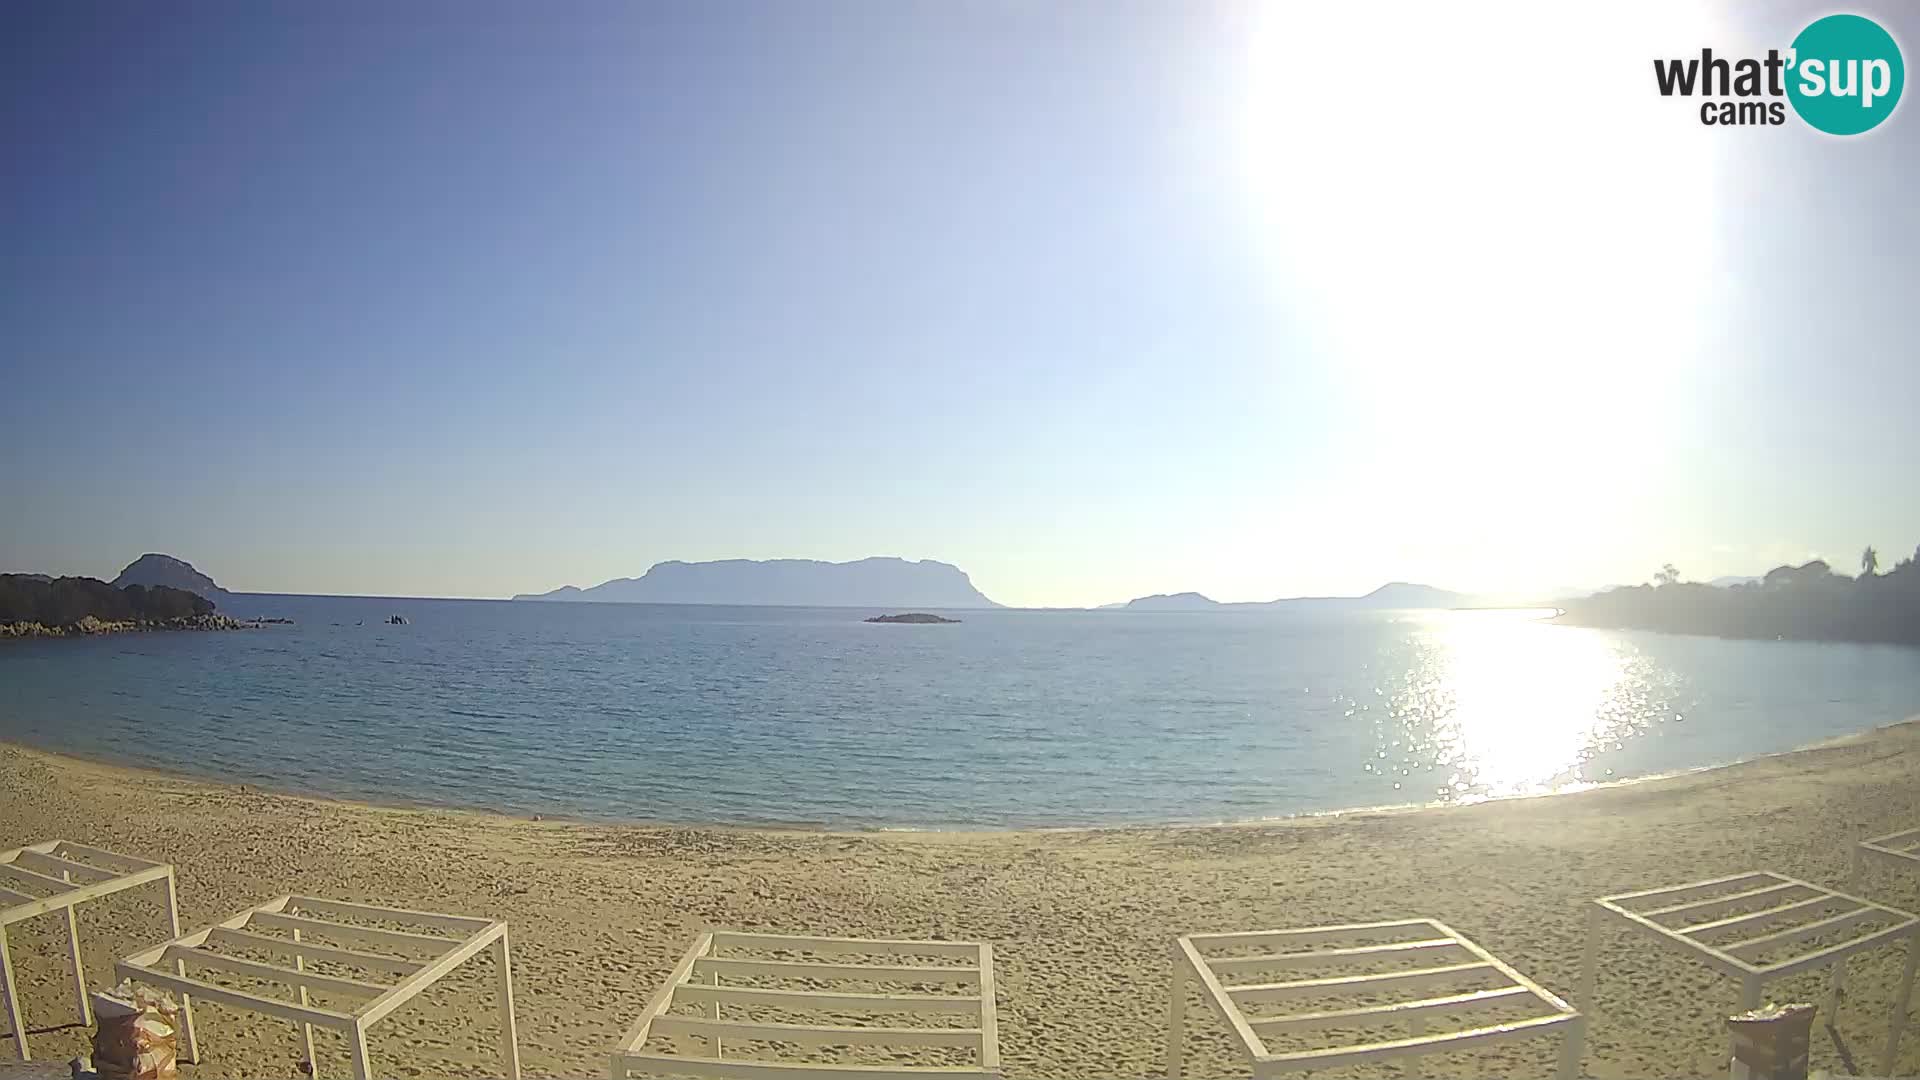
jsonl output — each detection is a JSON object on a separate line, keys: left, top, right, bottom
{"left": 1839, "top": 833, "right": 1868, "bottom": 1023}
{"left": 1557, "top": 1015, "right": 1586, "bottom": 1080}
{"left": 494, "top": 931, "right": 522, "bottom": 1080}
{"left": 1166, "top": 944, "right": 1185, "bottom": 1080}
{"left": 65, "top": 905, "right": 92, "bottom": 1026}
{"left": 1577, "top": 905, "right": 1601, "bottom": 1013}
{"left": 349, "top": 1021, "right": 374, "bottom": 1080}
{"left": 1880, "top": 933, "right": 1920, "bottom": 1077}
{"left": 707, "top": 967, "right": 723, "bottom": 1059}
{"left": 1, "top": 924, "right": 28, "bottom": 1061}
{"left": 163, "top": 871, "right": 198, "bottom": 1063}
{"left": 1826, "top": 955, "right": 1849, "bottom": 1028}
{"left": 1403, "top": 1015, "right": 1426, "bottom": 1080}
{"left": 292, "top": 927, "right": 319, "bottom": 1077}
{"left": 1740, "top": 976, "right": 1762, "bottom": 1011}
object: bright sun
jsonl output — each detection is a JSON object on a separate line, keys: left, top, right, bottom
{"left": 1232, "top": 3, "right": 1730, "bottom": 581}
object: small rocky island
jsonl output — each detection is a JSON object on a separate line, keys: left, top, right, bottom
{"left": 864, "top": 612, "right": 960, "bottom": 624}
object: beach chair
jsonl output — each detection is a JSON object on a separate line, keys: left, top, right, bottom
{"left": 610, "top": 930, "right": 1000, "bottom": 1080}
{"left": 1168, "top": 918, "right": 1583, "bottom": 1080}
{"left": 1853, "top": 827, "right": 1920, "bottom": 889}
{"left": 116, "top": 895, "right": 520, "bottom": 1080}
{"left": 1584, "top": 871, "right": 1920, "bottom": 1076}
{"left": 0, "top": 840, "right": 192, "bottom": 1063}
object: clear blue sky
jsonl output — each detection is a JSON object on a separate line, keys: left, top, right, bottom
{"left": 4, "top": 1, "right": 1917, "bottom": 606}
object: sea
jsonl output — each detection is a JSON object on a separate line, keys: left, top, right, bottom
{"left": 2, "top": 596, "right": 1916, "bottom": 829}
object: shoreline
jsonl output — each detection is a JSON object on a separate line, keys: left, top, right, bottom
{"left": 2, "top": 716, "right": 1911, "bottom": 836}
{"left": 0, "top": 614, "right": 258, "bottom": 639}
{"left": 7, "top": 719, "right": 1920, "bottom": 1077}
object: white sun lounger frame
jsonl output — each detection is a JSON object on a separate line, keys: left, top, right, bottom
{"left": 0, "top": 840, "right": 190, "bottom": 1063}
{"left": 116, "top": 894, "right": 520, "bottom": 1080}
{"left": 1855, "top": 826, "right": 1920, "bottom": 883}
{"left": 611, "top": 930, "right": 1000, "bottom": 1080}
{"left": 1583, "top": 870, "right": 1920, "bottom": 1076}
{"left": 1168, "top": 918, "right": 1583, "bottom": 1079}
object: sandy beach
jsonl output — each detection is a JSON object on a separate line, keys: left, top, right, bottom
{"left": 3, "top": 723, "right": 1919, "bottom": 1079}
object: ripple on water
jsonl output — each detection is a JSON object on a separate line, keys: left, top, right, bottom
{"left": 2, "top": 600, "right": 1917, "bottom": 826}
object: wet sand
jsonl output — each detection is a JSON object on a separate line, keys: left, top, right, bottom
{"left": 4, "top": 721, "right": 1920, "bottom": 1079}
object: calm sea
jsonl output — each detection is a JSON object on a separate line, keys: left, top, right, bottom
{"left": 1, "top": 597, "right": 1916, "bottom": 828}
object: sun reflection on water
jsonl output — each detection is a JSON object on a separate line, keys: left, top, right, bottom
{"left": 1353, "top": 609, "right": 1683, "bottom": 802}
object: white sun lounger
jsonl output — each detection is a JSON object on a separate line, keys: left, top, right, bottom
{"left": 116, "top": 895, "right": 520, "bottom": 1080}
{"left": 1855, "top": 826, "right": 1920, "bottom": 885}
{"left": 1169, "top": 918, "right": 1583, "bottom": 1079}
{"left": 611, "top": 930, "right": 1000, "bottom": 1080}
{"left": 0, "top": 840, "right": 191, "bottom": 1063}
{"left": 1584, "top": 870, "right": 1920, "bottom": 1076}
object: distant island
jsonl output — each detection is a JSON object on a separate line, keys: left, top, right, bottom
{"left": 865, "top": 612, "right": 960, "bottom": 624}
{"left": 1557, "top": 549, "right": 1920, "bottom": 646}
{"left": 1119, "top": 582, "right": 1470, "bottom": 611}
{"left": 515, "top": 557, "right": 1000, "bottom": 608}
{"left": 1124, "top": 592, "right": 1220, "bottom": 611}
{"left": 1, "top": 574, "right": 246, "bottom": 638}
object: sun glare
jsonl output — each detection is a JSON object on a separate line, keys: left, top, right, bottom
{"left": 1427, "top": 611, "right": 1629, "bottom": 795}
{"left": 1234, "top": 3, "right": 1730, "bottom": 577}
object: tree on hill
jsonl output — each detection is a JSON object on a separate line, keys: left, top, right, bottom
{"left": 1763, "top": 559, "right": 1834, "bottom": 589}
{"left": 1560, "top": 544, "right": 1920, "bottom": 645}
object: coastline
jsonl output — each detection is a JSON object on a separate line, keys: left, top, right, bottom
{"left": 0, "top": 715, "right": 1904, "bottom": 835}
{"left": 6, "top": 719, "right": 1920, "bottom": 1078}
{"left": 0, "top": 614, "right": 257, "bottom": 638}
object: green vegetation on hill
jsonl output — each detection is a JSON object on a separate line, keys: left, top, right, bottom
{"left": 0, "top": 574, "right": 224, "bottom": 636}
{"left": 1558, "top": 546, "right": 1920, "bottom": 645}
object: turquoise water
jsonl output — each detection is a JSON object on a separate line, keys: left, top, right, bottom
{"left": 1, "top": 597, "right": 1916, "bottom": 827}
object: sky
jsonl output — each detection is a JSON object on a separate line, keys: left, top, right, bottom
{"left": 3, "top": 1, "right": 1918, "bottom": 607}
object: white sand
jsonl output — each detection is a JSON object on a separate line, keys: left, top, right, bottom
{"left": 3, "top": 721, "right": 1919, "bottom": 1078}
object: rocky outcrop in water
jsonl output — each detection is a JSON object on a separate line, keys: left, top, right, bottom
{"left": 1, "top": 612, "right": 254, "bottom": 638}
{"left": 865, "top": 612, "right": 960, "bottom": 624}
{"left": 0, "top": 573, "right": 251, "bottom": 639}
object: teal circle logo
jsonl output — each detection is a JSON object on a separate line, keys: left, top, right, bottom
{"left": 1787, "top": 14, "right": 1904, "bottom": 135}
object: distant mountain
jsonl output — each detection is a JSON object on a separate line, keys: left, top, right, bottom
{"left": 1112, "top": 582, "right": 1469, "bottom": 611}
{"left": 110, "top": 554, "right": 230, "bottom": 607}
{"left": 1124, "top": 592, "right": 1220, "bottom": 611}
{"left": 1554, "top": 576, "right": 1758, "bottom": 600}
{"left": 1352, "top": 582, "right": 1468, "bottom": 609}
{"left": 515, "top": 557, "right": 999, "bottom": 608}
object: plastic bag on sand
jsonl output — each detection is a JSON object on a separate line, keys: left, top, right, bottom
{"left": 91, "top": 979, "right": 179, "bottom": 1080}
